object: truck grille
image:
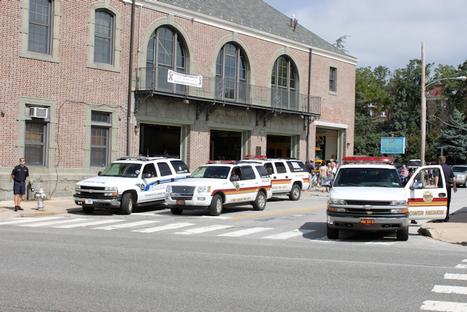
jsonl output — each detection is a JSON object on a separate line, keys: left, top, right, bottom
{"left": 80, "top": 186, "right": 105, "bottom": 191}
{"left": 171, "top": 185, "right": 195, "bottom": 200}
{"left": 346, "top": 200, "right": 391, "bottom": 206}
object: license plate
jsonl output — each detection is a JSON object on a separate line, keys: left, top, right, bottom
{"left": 360, "top": 218, "right": 375, "bottom": 225}
{"left": 85, "top": 199, "right": 93, "bottom": 205}
{"left": 176, "top": 199, "right": 185, "bottom": 205}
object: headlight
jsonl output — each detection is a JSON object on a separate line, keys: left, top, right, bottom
{"left": 391, "top": 208, "right": 409, "bottom": 214}
{"left": 105, "top": 186, "right": 118, "bottom": 192}
{"left": 197, "top": 186, "right": 211, "bottom": 193}
{"left": 329, "top": 198, "right": 346, "bottom": 205}
{"left": 166, "top": 185, "right": 172, "bottom": 193}
{"left": 328, "top": 207, "right": 346, "bottom": 212}
{"left": 390, "top": 200, "right": 407, "bottom": 206}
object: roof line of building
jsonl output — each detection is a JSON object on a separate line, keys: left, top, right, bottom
{"left": 121, "top": 0, "right": 358, "bottom": 66}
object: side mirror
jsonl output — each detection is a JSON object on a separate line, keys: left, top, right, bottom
{"left": 230, "top": 175, "right": 240, "bottom": 182}
{"left": 410, "top": 181, "right": 423, "bottom": 190}
{"left": 97, "top": 171, "right": 102, "bottom": 176}
{"left": 143, "top": 173, "right": 152, "bottom": 179}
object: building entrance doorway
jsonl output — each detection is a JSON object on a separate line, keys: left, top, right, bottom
{"left": 266, "top": 135, "right": 291, "bottom": 158}
{"left": 315, "top": 128, "right": 340, "bottom": 161}
{"left": 210, "top": 130, "right": 242, "bottom": 160}
{"left": 140, "top": 124, "right": 181, "bottom": 157}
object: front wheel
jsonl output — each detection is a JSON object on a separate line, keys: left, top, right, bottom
{"left": 120, "top": 192, "right": 134, "bottom": 215}
{"left": 327, "top": 225, "right": 339, "bottom": 239}
{"left": 396, "top": 226, "right": 409, "bottom": 241}
{"left": 289, "top": 184, "right": 301, "bottom": 201}
{"left": 252, "top": 191, "right": 267, "bottom": 211}
{"left": 209, "top": 194, "right": 223, "bottom": 216}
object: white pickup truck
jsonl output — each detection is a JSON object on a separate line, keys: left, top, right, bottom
{"left": 74, "top": 157, "right": 190, "bottom": 214}
{"left": 327, "top": 157, "right": 448, "bottom": 241}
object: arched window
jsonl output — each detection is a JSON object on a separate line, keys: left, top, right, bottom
{"left": 271, "top": 56, "right": 298, "bottom": 109}
{"left": 215, "top": 43, "right": 248, "bottom": 102}
{"left": 146, "top": 26, "right": 187, "bottom": 93}
{"left": 94, "top": 9, "right": 115, "bottom": 64}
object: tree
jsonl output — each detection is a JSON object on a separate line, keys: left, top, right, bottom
{"left": 436, "top": 108, "right": 466, "bottom": 163}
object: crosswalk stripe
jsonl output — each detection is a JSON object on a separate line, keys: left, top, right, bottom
{"left": 444, "top": 273, "right": 467, "bottom": 281}
{"left": 364, "top": 241, "right": 395, "bottom": 245}
{"left": 19, "top": 218, "right": 90, "bottom": 227}
{"left": 463, "top": 259, "right": 467, "bottom": 263}
{"left": 175, "top": 225, "right": 233, "bottom": 235}
{"left": 217, "top": 227, "right": 272, "bottom": 237}
{"left": 455, "top": 264, "right": 467, "bottom": 269}
{"left": 263, "top": 229, "right": 313, "bottom": 240}
{"left": 420, "top": 300, "right": 467, "bottom": 312}
{"left": 94, "top": 220, "right": 160, "bottom": 230}
{"left": 53, "top": 219, "right": 124, "bottom": 229}
{"left": 133, "top": 223, "right": 194, "bottom": 233}
{"left": 432, "top": 285, "right": 467, "bottom": 295}
{"left": 0, "top": 217, "right": 63, "bottom": 226}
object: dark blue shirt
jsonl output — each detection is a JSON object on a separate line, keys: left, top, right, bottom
{"left": 11, "top": 165, "right": 29, "bottom": 182}
{"left": 440, "top": 163, "right": 454, "bottom": 186}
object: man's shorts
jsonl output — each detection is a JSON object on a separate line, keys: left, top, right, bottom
{"left": 13, "top": 181, "right": 26, "bottom": 195}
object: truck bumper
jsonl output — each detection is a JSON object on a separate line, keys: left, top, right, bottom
{"left": 74, "top": 196, "right": 121, "bottom": 209}
{"left": 327, "top": 215, "right": 409, "bottom": 232}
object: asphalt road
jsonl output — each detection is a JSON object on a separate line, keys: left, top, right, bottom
{"left": 0, "top": 190, "right": 466, "bottom": 312}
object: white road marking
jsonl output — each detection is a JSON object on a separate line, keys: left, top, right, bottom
{"left": 432, "top": 285, "right": 467, "bottom": 295}
{"left": 135, "top": 213, "right": 164, "bottom": 217}
{"left": 463, "top": 259, "right": 467, "bottom": 263}
{"left": 217, "top": 227, "right": 272, "bottom": 237}
{"left": 263, "top": 229, "right": 314, "bottom": 240}
{"left": 444, "top": 273, "right": 467, "bottom": 281}
{"left": 175, "top": 225, "right": 233, "bottom": 235}
{"left": 94, "top": 220, "right": 159, "bottom": 230}
{"left": 53, "top": 219, "right": 124, "bottom": 229}
{"left": 364, "top": 241, "right": 395, "bottom": 245}
{"left": 133, "top": 223, "right": 194, "bottom": 233}
{"left": 455, "top": 264, "right": 467, "bottom": 269}
{"left": 420, "top": 300, "right": 467, "bottom": 312}
{"left": 19, "top": 218, "right": 90, "bottom": 227}
{"left": 200, "top": 216, "right": 231, "bottom": 220}
{"left": 0, "top": 217, "right": 63, "bottom": 225}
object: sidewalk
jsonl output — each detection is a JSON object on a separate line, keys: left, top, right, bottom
{"left": 418, "top": 207, "right": 467, "bottom": 245}
{"left": 0, "top": 197, "right": 81, "bottom": 219}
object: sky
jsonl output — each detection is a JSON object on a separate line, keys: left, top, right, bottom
{"left": 264, "top": 0, "right": 467, "bottom": 71}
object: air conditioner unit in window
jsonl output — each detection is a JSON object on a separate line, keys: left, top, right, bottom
{"left": 29, "top": 107, "right": 49, "bottom": 119}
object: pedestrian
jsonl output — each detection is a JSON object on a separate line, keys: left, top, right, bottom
{"left": 11, "top": 157, "right": 29, "bottom": 212}
{"left": 319, "top": 161, "right": 329, "bottom": 192}
{"left": 434, "top": 156, "right": 457, "bottom": 222}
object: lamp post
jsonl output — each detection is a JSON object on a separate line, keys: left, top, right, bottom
{"left": 420, "top": 42, "right": 466, "bottom": 165}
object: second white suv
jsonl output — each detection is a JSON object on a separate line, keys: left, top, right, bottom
{"left": 74, "top": 157, "right": 190, "bottom": 215}
{"left": 239, "top": 158, "right": 310, "bottom": 201}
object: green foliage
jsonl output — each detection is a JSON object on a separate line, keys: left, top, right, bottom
{"left": 437, "top": 109, "right": 466, "bottom": 161}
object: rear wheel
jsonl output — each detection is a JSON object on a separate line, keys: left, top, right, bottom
{"left": 252, "top": 191, "right": 267, "bottom": 211}
{"left": 209, "top": 194, "right": 223, "bottom": 216}
{"left": 396, "top": 226, "right": 409, "bottom": 241}
{"left": 289, "top": 184, "right": 301, "bottom": 201}
{"left": 170, "top": 207, "right": 183, "bottom": 215}
{"left": 327, "top": 225, "right": 339, "bottom": 239}
{"left": 120, "top": 192, "right": 134, "bottom": 215}
{"left": 82, "top": 205, "right": 94, "bottom": 214}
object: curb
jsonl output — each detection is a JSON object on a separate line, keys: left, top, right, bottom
{"left": 418, "top": 226, "right": 467, "bottom": 246}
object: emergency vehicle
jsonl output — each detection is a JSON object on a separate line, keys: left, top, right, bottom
{"left": 327, "top": 156, "right": 448, "bottom": 241}
{"left": 239, "top": 157, "right": 310, "bottom": 201}
{"left": 74, "top": 157, "right": 190, "bottom": 215}
{"left": 165, "top": 162, "right": 272, "bottom": 216}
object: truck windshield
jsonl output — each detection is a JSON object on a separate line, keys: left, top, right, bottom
{"left": 190, "top": 166, "right": 230, "bottom": 179}
{"left": 101, "top": 163, "right": 142, "bottom": 178}
{"left": 334, "top": 168, "right": 402, "bottom": 188}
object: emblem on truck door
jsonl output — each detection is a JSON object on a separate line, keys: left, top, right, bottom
{"left": 422, "top": 191, "right": 433, "bottom": 203}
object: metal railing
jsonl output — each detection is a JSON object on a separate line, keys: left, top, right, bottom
{"left": 136, "top": 67, "right": 321, "bottom": 115}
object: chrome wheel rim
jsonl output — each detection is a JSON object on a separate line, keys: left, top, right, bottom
{"left": 258, "top": 193, "right": 266, "bottom": 208}
{"left": 293, "top": 187, "right": 300, "bottom": 198}
{"left": 216, "top": 198, "right": 222, "bottom": 213}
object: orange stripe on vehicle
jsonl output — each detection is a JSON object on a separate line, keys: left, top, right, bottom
{"left": 408, "top": 198, "right": 447, "bottom": 203}
{"left": 212, "top": 186, "right": 271, "bottom": 196}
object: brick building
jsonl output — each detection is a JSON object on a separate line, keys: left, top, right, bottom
{"left": 0, "top": 0, "right": 357, "bottom": 200}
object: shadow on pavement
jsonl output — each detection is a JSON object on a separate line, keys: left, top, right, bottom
{"left": 449, "top": 207, "right": 467, "bottom": 223}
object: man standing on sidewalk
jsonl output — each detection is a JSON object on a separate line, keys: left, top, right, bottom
{"left": 435, "top": 156, "right": 457, "bottom": 222}
{"left": 11, "top": 158, "right": 29, "bottom": 212}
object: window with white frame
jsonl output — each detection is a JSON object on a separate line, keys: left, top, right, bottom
{"left": 329, "top": 67, "right": 337, "bottom": 92}
{"left": 25, "top": 120, "right": 48, "bottom": 166}
{"left": 91, "top": 111, "right": 111, "bottom": 167}
{"left": 28, "top": 0, "right": 53, "bottom": 54}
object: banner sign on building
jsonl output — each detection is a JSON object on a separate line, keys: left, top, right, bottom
{"left": 167, "top": 70, "right": 203, "bottom": 88}
{"left": 380, "top": 137, "right": 406, "bottom": 154}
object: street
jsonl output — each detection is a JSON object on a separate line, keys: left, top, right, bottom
{"left": 0, "top": 190, "right": 466, "bottom": 312}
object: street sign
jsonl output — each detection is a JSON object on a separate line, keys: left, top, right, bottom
{"left": 380, "top": 137, "right": 405, "bottom": 154}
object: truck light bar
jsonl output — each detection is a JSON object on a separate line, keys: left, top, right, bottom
{"left": 342, "top": 156, "right": 394, "bottom": 165}
{"left": 243, "top": 155, "right": 267, "bottom": 160}
{"left": 207, "top": 160, "right": 238, "bottom": 164}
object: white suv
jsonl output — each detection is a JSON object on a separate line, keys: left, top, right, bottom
{"left": 74, "top": 157, "right": 190, "bottom": 215}
{"left": 239, "top": 158, "right": 310, "bottom": 200}
{"left": 166, "top": 162, "right": 272, "bottom": 216}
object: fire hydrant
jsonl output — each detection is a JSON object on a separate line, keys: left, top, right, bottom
{"left": 34, "top": 188, "right": 46, "bottom": 210}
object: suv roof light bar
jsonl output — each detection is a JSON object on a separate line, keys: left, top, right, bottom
{"left": 342, "top": 156, "right": 394, "bottom": 165}
{"left": 207, "top": 160, "right": 238, "bottom": 164}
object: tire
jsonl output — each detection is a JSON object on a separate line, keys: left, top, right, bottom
{"left": 289, "top": 184, "right": 301, "bottom": 201}
{"left": 396, "top": 226, "right": 409, "bottom": 241}
{"left": 120, "top": 192, "right": 134, "bottom": 215}
{"left": 252, "top": 191, "right": 267, "bottom": 211}
{"left": 82, "top": 205, "right": 94, "bottom": 214}
{"left": 327, "top": 225, "right": 339, "bottom": 239}
{"left": 209, "top": 194, "right": 223, "bottom": 216}
{"left": 170, "top": 207, "right": 183, "bottom": 215}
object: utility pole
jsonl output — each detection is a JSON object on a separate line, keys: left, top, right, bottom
{"left": 420, "top": 42, "right": 426, "bottom": 166}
